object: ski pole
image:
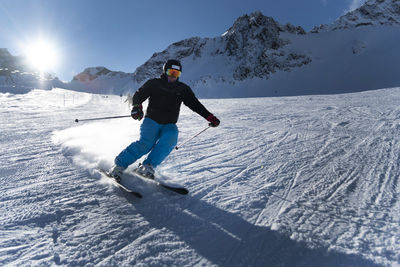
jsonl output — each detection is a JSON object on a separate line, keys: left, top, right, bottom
{"left": 75, "top": 115, "right": 131, "bottom": 123}
{"left": 175, "top": 126, "right": 211, "bottom": 150}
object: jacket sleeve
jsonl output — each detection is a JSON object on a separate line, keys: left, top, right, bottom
{"left": 132, "top": 80, "right": 153, "bottom": 105}
{"left": 182, "top": 86, "right": 211, "bottom": 119}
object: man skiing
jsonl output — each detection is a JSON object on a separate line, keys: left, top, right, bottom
{"left": 109, "top": 59, "right": 220, "bottom": 181}
{"left": 124, "top": 93, "right": 133, "bottom": 109}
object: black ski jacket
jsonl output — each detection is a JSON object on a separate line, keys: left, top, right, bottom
{"left": 132, "top": 74, "right": 211, "bottom": 124}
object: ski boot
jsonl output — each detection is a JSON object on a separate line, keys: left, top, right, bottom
{"left": 109, "top": 165, "right": 125, "bottom": 183}
{"left": 136, "top": 163, "right": 155, "bottom": 179}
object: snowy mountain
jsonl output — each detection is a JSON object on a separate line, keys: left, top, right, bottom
{"left": 0, "top": 48, "right": 63, "bottom": 94}
{"left": 311, "top": 0, "right": 400, "bottom": 32}
{"left": 132, "top": 11, "right": 309, "bottom": 83}
{"left": 1, "top": 86, "right": 399, "bottom": 266}
{"left": 67, "top": 11, "right": 311, "bottom": 96}
{"left": 68, "top": 66, "right": 134, "bottom": 94}
{"left": 2, "top": 0, "right": 400, "bottom": 97}
{"left": 66, "top": 0, "right": 400, "bottom": 98}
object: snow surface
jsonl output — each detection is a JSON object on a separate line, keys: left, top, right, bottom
{"left": 1, "top": 87, "right": 400, "bottom": 266}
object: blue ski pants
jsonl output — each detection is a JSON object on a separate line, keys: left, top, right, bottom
{"left": 114, "top": 117, "right": 178, "bottom": 169}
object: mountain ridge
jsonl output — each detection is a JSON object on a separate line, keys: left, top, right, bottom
{"left": 1, "top": 0, "right": 400, "bottom": 97}
{"left": 312, "top": 0, "right": 400, "bottom": 32}
{"left": 65, "top": 0, "right": 400, "bottom": 97}
{"left": 0, "top": 48, "right": 62, "bottom": 94}
{"left": 66, "top": 11, "right": 313, "bottom": 96}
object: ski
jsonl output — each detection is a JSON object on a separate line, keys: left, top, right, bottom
{"left": 159, "top": 183, "right": 189, "bottom": 195}
{"left": 132, "top": 170, "right": 189, "bottom": 195}
{"left": 98, "top": 169, "right": 143, "bottom": 198}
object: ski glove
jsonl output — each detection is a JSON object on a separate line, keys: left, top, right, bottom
{"left": 131, "top": 104, "right": 144, "bottom": 120}
{"left": 207, "top": 114, "right": 220, "bottom": 127}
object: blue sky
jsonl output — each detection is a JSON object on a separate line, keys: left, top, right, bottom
{"left": 0, "top": 0, "right": 366, "bottom": 81}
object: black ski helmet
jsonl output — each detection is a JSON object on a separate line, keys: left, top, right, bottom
{"left": 163, "top": 59, "right": 182, "bottom": 74}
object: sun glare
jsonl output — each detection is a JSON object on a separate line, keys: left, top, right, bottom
{"left": 25, "top": 38, "right": 59, "bottom": 73}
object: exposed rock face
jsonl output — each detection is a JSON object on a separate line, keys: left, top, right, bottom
{"left": 223, "top": 11, "right": 309, "bottom": 80}
{"left": 132, "top": 11, "right": 310, "bottom": 84}
{"left": 73, "top": 67, "right": 112, "bottom": 82}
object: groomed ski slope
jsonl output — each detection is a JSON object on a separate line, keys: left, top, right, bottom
{"left": 1, "top": 87, "right": 399, "bottom": 266}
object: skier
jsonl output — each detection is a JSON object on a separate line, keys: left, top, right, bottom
{"left": 124, "top": 93, "right": 133, "bottom": 109}
{"left": 109, "top": 59, "right": 220, "bottom": 181}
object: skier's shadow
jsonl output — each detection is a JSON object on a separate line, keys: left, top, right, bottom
{"left": 132, "top": 190, "right": 380, "bottom": 267}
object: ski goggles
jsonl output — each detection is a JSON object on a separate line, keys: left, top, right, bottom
{"left": 166, "top": 68, "right": 181, "bottom": 78}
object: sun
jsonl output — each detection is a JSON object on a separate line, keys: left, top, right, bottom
{"left": 25, "top": 38, "right": 59, "bottom": 73}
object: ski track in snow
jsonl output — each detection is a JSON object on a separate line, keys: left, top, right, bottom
{"left": 1, "top": 88, "right": 399, "bottom": 266}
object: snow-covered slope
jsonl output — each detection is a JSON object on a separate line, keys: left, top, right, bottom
{"left": 1, "top": 87, "right": 399, "bottom": 266}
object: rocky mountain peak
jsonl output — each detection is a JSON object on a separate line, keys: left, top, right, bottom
{"left": 73, "top": 66, "right": 112, "bottom": 82}
{"left": 312, "top": 0, "right": 400, "bottom": 32}
{"left": 225, "top": 11, "right": 280, "bottom": 37}
{"left": 129, "top": 11, "right": 309, "bottom": 85}
{"left": 225, "top": 11, "right": 305, "bottom": 38}
{"left": 219, "top": 12, "right": 309, "bottom": 80}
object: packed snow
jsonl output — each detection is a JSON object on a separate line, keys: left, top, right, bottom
{"left": 1, "top": 87, "right": 399, "bottom": 266}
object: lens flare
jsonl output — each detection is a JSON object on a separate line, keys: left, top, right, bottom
{"left": 25, "top": 38, "right": 59, "bottom": 73}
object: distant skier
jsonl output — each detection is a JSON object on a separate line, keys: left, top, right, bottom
{"left": 109, "top": 59, "right": 220, "bottom": 180}
{"left": 124, "top": 93, "right": 133, "bottom": 109}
